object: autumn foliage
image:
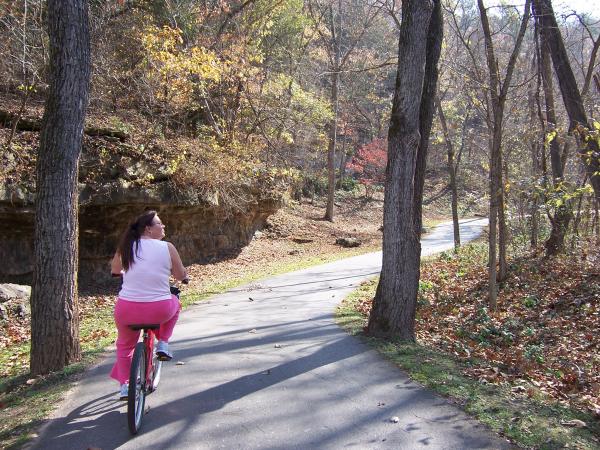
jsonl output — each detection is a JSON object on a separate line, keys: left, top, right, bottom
{"left": 354, "top": 242, "right": 600, "bottom": 417}
{"left": 346, "top": 138, "right": 387, "bottom": 197}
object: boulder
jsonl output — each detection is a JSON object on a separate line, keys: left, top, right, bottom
{"left": 0, "top": 283, "right": 31, "bottom": 320}
{"left": 0, "top": 283, "right": 31, "bottom": 303}
{"left": 335, "top": 237, "right": 361, "bottom": 248}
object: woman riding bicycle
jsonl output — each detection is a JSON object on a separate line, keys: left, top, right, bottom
{"left": 110, "top": 210, "right": 188, "bottom": 399}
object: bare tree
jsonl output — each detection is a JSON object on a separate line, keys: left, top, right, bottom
{"left": 435, "top": 94, "right": 462, "bottom": 250}
{"left": 308, "top": 0, "right": 381, "bottom": 221}
{"left": 477, "top": 0, "right": 530, "bottom": 308}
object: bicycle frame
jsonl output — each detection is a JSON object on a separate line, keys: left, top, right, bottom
{"left": 142, "top": 328, "right": 157, "bottom": 393}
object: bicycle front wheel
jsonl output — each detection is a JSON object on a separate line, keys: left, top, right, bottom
{"left": 128, "top": 342, "right": 146, "bottom": 435}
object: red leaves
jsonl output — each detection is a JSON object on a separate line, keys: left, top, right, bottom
{"left": 346, "top": 138, "right": 387, "bottom": 187}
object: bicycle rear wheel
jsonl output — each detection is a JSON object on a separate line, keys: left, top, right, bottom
{"left": 128, "top": 342, "right": 146, "bottom": 435}
{"left": 151, "top": 352, "right": 163, "bottom": 391}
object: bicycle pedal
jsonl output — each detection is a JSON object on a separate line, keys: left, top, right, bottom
{"left": 156, "top": 352, "right": 172, "bottom": 361}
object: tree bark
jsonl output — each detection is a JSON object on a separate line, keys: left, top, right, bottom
{"left": 367, "top": 0, "right": 440, "bottom": 341}
{"left": 414, "top": 0, "right": 443, "bottom": 238}
{"left": 325, "top": 68, "right": 339, "bottom": 221}
{"left": 435, "top": 96, "right": 460, "bottom": 249}
{"left": 325, "top": 3, "right": 341, "bottom": 222}
{"left": 532, "top": 0, "right": 600, "bottom": 201}
{"left": 478, "top": 0, "right": 530, "bottom": 306}
{"left": 538, "top": 31, "right": 573, "bottom": 255}
{"left": 528, "top": 68, "right": 541, "bottom": 248}
{"left": 30, "top": 0, "right": 90, "bottom": 375}
{"left": 336, "top": 136, "right": 348, "bottom": 189}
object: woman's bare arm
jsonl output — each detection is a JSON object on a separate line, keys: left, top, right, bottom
{"left": 111, "top": 251, "right": 123, "bottom": 275}
{"left": 167, "top": 242, "right": 188, "bottom": 281}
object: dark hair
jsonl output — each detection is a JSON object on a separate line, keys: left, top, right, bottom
{"left": 118, "top": 210, "right": 157, "bottom": 271}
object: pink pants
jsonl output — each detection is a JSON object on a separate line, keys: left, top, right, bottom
{"left": 110, "top": 296, "right": 181, "bottom": 384}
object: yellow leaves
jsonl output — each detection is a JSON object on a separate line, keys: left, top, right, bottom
{"left": 17, "top": 83, "right": 36, "bottom": 92}
{"left": 188, "top": 47, "right": 222, "bottom": 81}
{"left": 140, "top": 25, "right": 221, "bottom": 106}
{"left": 141, "top": 26, "right": 182, "bottom": 56}
{"left": 167, "top": 153, "right": 187, "bottom": 176}
{"left": 281, "top": 131, "right": 294, "bottom": 144}
{"left": 544, "top": 130, "right": 557, "bottom": 149}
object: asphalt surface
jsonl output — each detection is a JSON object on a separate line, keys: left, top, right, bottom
{"left": 29, "top": 217, "right": 512, "bottom": 450}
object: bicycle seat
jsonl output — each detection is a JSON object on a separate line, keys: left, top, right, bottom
{"left": 128, "top": 323, "right": 160, "bottom": 331}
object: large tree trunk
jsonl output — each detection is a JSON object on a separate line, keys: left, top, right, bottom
{"left": 414, "top": 1, "right": 443, "bottom": 238}
{"left": 30, "top": 0, "right": 90, "bottom": 375}
{"left": 538, "top": 32, "right": 572, "bottom": 255}
{"left": 367, "top": 0, "right": 440, "bottom": 341}
{"left": 532, "top": 0, "right": 600, "bottom": 201}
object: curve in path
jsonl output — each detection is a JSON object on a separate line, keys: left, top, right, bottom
{"left": 30, "top": 217, "right": 512, "bottom": 450}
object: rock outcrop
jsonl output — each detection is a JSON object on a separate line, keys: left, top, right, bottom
{"left": 0, "top": 182, "right": 281, "bottom": 284}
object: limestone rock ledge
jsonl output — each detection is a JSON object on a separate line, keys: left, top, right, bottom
{"left": 0, "top": 181, "right": 281, "bottom": 284}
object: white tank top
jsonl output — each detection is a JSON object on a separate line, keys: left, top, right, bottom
{"left": 118, "top": 239, "right": 172, "bottom": 302}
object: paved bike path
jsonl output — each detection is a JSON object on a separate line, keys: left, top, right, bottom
{"left": 30, "top": 218, "right": 512, "bottom": 449}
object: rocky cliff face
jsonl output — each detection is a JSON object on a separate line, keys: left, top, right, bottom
{"left": 0, "top": 182, "right": 281, "bottom": 284}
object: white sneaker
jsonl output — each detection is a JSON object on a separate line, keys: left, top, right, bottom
{"left": 156, "top": 340, "right": 173, "bottom": 361}
{"left": 119, "top": 382, "right": 129, "bottom": 400}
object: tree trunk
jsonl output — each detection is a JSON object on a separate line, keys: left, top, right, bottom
{"left": 325, "top": 4, "right": 341, "bottom": 222}
{"left": 498, "top": 171, "right": 508, "bottom": 281}
{"left": 532, "top": 0, "right": 600, "bottom": 201}
{"left": 435, "top": 96, "right": 460, "bottom": 249}
{"left": 336, "top": 136, "right": 348, "bottom": 189}
{"left": 414, "top": 0, "right": 443, "bottom": 238}
{"left": 538, "top": 32, "right": 573, "bottom": 255}
{"left": 528, "top": 75, "right": 540, "bottom": 248}
{"left": 488, "top": 133, "right": 501, "bottom": 308}
{"left": 325, "top": 68, "right": 339, "bottom": 221}
{"left": 478, "top": 0, "right": 530, "bottom": 305}
{"left": 478, "top": 0, "right": 503, "bottom": 307}
{"left": 30, "top": 0, "right": 90, "bottom": 375}
{"left": 367, "top": 0, "right": 439, "bottom": 341}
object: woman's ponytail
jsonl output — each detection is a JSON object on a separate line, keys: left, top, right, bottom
{"left": 117, "top": 210, "right": 158, "bottom": 271}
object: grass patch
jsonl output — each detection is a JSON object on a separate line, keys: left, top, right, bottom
{"left": 336, "top": 278, "right": 600, "bottom": 449}
{"left": 179, "top": 245, "right": 380, "bottom": 308}
{"left": 0, "top": 243, "right": 380, "bottom": 449}
{"left": 0, "top": 355, "right": 97, "bottom": 449}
